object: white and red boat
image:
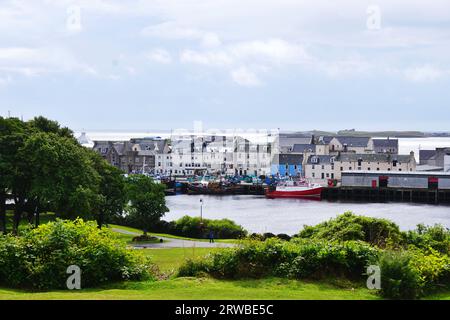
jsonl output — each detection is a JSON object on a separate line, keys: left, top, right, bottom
{"left": 265, "top": 179, "right": 323, "bottom": 199}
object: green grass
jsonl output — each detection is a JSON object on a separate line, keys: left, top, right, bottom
{"left": 141, "top": 247, "right": 219, "bottom": 273}
{"left": 0, "top": 277, "right": 380, "bottom": 300}
{"left": 109, "top": 224, "right": 238, "bottom": 243}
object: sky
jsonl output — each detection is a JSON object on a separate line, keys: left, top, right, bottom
{"left": 0, "top": 0, "right": 450, "bottom": 132}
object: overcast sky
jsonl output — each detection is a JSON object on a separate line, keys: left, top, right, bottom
{"left": 0, "top": 0, "right": 449, "bottom": 132}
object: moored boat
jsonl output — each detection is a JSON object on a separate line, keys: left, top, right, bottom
{"left": 265, "top": 179, "right": 323, "bottom": 199}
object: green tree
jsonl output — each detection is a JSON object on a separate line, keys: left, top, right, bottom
{"left": 0, "top": 117, "right": 30, "bottom": 234}
{"left": 125, "top": 175, "right": 168, "bottom": 230}
{"left": 27, "top": 116, "right": 74, "bottom": 139}
{"left": 89, "top": 151, "right": 126, "bottom": 228}
{"left": 21, "top": 131, "right": 100, "bottom": 224}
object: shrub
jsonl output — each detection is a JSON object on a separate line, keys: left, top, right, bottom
{"left": 177, "top": 258, "right": 211, "bottom": 278}
{"left": 131, "top": 234, "right": 160, "bottom": 242}
{"left": 405, "top": 224, "right": 450, "bottom": 255}
{"left": 297, "top": 212, "right": 403, "bottom": 247}
{"left": 178, "top": 238, "right": 378, "bottom": 281}
{"left": 0, "top": 219, "right": 154, "bottom": 290}
{"left": 152, "top": 216, "right": 247, "bottom": 239}
{"left": 377, "top": 251, "right": 422, "bottom": 299}
{"left": 276, "top": 234, "right": 292, "bottom": 241}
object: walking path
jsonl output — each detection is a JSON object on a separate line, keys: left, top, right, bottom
{"left": 112, "top": 228, "right": 235, "bottom": 249}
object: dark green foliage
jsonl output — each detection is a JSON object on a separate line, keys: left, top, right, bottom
{"left": 0, "top": 116, "right": 129, "bottom": 231}
{"left": 405, "top": 224, "right": 450, "bottom": 255}
{"left": 297, "top": 212, "right": 402, "bottom": 247}
{"left": 0, "top": 219, "right": 154, "bottom": 290}
{"left": 377, "top": 251, "right": 421, "bottom": 299}
{"left": 276, "top": 234, "right": 292, "bottom": 241}
{"left": 152, "top": 215, "right": 247, "bottom": 239}
{"left": 124, "top": 175, "right": 168, "bottom": 230}
{"left": 178, "top": 238, "right": 378, "bottom": 280}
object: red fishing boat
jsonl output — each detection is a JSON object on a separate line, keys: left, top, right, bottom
{"left": 265, "top": 179, "right": 323, "bottom": 199}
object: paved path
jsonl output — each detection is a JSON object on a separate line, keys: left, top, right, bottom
{"left": 112, "top": 228, "right": 235, "bottom": 249}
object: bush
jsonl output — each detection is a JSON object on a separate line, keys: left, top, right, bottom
{"left": 152, "top": 216, "right": 247, "bottom": 239}
{"left": 405, "top": 224, "right": 450, "bottom": 255}
{"left": 377, "top": 251, "right": 422, "bottom": 299}
{"left": 0, "top": 219, "right": 154, "bottom": 290}
{"left": 178, "top": 238, "right": 378, "bottom": 281}
{"left": 297, "top": 212, "right": 403, "bottom": 247}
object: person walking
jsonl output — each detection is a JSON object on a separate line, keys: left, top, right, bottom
{"left": 209, "top": 229, "right": 215, "bottom": 243}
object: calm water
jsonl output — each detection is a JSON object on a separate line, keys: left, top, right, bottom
{"left": 166, "top": 195, "right": 450, "bottom": 235}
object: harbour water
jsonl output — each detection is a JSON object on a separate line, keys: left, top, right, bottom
{"left": 166, "top": 194, "right": 450, "bottom": 235}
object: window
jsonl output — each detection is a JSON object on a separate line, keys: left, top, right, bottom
{"left": 331, "top": 173, "right": 334, "bottom": 179}
{"left": 312, "top": 165, "right": 315, "bottom": 169}
{"left": 326, "top": 173, "right": 329, "bottom": 178}
{"left": 368, "top": 167, "right": 371, "bottom": 171}
{"left": 321, "top": 173, "right": 325, "bottom": 179}
{"left": 340, "top": 167, "right": 343, "bottom": 171}
{"left": 312, "top": 173, "right": 315, "bottom": 178}
{"left": 321, "top": 165, "right": 325, "bottom": 170}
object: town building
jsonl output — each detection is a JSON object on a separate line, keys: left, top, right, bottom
{"left": 271, "top": 154, "right": 304, "bottom": 177}
{"left": 304, "top": 152, "right": 417, "bottom": 185}
{"left": 373, "top": 138, "right": 399, "bottom": 154}
{"left": 327, "top": 136, "right": 373, "bottom": 154}
{"left": 419, "top": 148, "right": 450, "bottom": 172}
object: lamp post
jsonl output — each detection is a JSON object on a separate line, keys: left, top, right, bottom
{"left": 200, "top": 198, "right": 203, "bottom": 221}
{"left": 199, "top": 198, "right": 204, "bottom": 231}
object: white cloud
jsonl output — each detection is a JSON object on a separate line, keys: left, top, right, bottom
{"left": 403, "top": 65, "right": 447, "bottom": 82}
{"left": 180, "top": 50, "right": 232, "bottom": 66}
{"left": 229, "top": 39, "right": 311, "bottom": 65}
{"left": 0, "top": 46, "right": 96, "bottom": 77}
{"left": 230, "top": 67, "right": 262, "bottom": 87}
{"left": 141, "top": 21, "right": 221, "bottom": 47}
{"left": 146, "top": 49, "right": 172, "bottom": 64}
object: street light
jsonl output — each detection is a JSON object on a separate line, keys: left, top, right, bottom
{"left": 199, "top": 198, "right": 204, "bottom": 230}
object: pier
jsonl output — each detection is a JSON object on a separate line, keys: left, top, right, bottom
{"left": 322, "top": 187, "right": 450, "bottom": 204}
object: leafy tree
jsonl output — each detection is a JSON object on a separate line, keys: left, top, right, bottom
{"left": 21, "top": 131, "right": 100, "bottom": 223}
{"left": 89, "top": 152, "right": 126, "bottom": 228}
{"left": 27, "top": 116, "right": 74, "bottom": 139}
{"left": 125, "top": 175, "right": 168, "bottom": 230}
{"left": 0, "top": 117, "right": 30, "bottom": 234}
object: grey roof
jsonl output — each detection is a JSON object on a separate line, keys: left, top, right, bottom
{"left": 319, "top": 136, "right": 334, "bottom": 144}
{"left": 373, "top": 139, "right": 398, "bottom": 148}
{"left": 334, "top": 136, "right": 371, "bottom": 148}
{"left": 292, "top": 144, "right": 316, "bottom": 153}
{"left": 130, "top": 138, "right": 167, "bottom": 154}
{"left": 279, "top": 133, "right": 313, "bottom": 139}
{"left": 277, "top": 154, "right": 304, "bottom": 165}
{"left": 336, "top": 153, "right": 413, "bottom": 163}
{"left": 416, "top": 165, "right": 444, "bottom": 172}
{"left": 419, "top": 150, "right": 436, "bottom": 161}
{"left": 278, "top": 133, "right": 312, "bottom": 147}
{"left": 113, "top": 143, "right": 125, "bottom": 155}
{"left": 306, "top": 155, "right": 335, "bottom": 165}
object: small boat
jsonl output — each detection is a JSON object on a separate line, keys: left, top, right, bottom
{"left": 265, "top": 179, "right": 323, "bottom": 199}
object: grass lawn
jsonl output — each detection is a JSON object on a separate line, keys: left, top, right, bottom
{"left": 0, "top": 277, "right": 380, "bottom": 300}
{"left": 142, "top": 247, "right": 221, "bottom": 273}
